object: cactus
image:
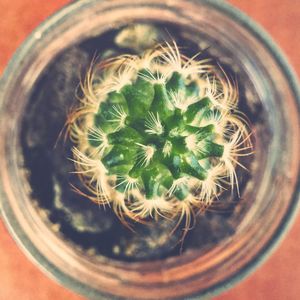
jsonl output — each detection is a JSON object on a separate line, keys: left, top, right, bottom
{"left": 68, "top": 41, "right": 252, "bottom": 227}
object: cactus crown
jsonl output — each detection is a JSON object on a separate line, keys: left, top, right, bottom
{"left": 68, "top": 41, "right": 251, "bottom": 225}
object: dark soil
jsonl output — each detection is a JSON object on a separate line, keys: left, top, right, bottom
{"left": 21, "top": 23, "right": 256, "bottom": 262}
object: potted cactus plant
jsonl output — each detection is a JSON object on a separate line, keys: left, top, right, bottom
{"left": 0, "top": 1, "right": 299, "bottom": 299}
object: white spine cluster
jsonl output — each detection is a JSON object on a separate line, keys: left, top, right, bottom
{"left": 67, "top": 41, "right": 252, "bottom": 231}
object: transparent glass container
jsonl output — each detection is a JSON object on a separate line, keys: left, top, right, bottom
{"left": 0, "top": 0, "right": 299, "bottom": 299}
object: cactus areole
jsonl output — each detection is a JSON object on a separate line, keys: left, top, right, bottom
{"left": 69, "top": 42, "right": 251, "bottom": 223}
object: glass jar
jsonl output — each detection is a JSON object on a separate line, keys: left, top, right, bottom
{"left": 0, "top": 0, "right": 299, "bottom": 299}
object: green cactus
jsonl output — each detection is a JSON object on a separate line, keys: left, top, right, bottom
{"left": 68, "top": 41, "right": 252, "bottom": 225}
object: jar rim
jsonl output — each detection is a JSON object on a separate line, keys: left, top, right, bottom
{"left": 0, "top": 1, "right": 299, "bottom": 299}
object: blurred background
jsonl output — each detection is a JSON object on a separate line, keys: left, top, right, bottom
{"left": 0, "top": 1, "right": 299, "bottom": 299}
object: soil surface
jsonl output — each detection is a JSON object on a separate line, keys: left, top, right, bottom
{"left": 21, "top": 23, "right": 256, "bottom": 262}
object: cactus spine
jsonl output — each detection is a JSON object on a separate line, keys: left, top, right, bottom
{"left": 68, "top": 41, "right": 252, "bottom": 225}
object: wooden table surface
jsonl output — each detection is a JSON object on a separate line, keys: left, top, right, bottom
{"left": 0, "top": 1, "right": 299, "bottom": 299}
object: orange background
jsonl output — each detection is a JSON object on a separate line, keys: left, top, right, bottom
{"left": 0, "top": 1, "right": 299, "bottom": 299}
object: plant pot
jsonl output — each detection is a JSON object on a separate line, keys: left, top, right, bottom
{"left": 0, "top": 1, "right": 299, "bottom": 299}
